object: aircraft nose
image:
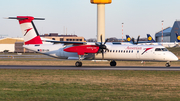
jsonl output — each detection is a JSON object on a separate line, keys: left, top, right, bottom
{"left": 171, "top": 55, "right": 179, "bottom": 61}
{"left": 167, "top": 52, "right": 179, "bottom": 61}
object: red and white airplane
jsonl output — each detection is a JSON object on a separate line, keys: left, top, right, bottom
{"left": 7, "top": 16, "right": 179, "bottom": 67}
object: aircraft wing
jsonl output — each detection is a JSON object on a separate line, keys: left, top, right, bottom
{"left": 43, "top": 40, "right": 86, "bottom": 45}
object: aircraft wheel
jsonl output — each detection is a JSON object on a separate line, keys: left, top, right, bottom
{"left": 110, "top": 60, "right": 116, "bottom": 66}
{"left": 75, "top": 61, "right": 82, "bottom": 67}
{"left": 165, "top": 63, "right": 170, "bottom": 67}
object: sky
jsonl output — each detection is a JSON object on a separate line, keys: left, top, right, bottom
{"left": 1, "top": 0, "right": 180, "bottom": 39}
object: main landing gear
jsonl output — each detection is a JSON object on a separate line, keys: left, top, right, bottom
{"left": 75, "top": 60, "right": 117, "bottom": 67}
{"left": 75, "top": 55, "right": 83, "bottom": 67}
{"left": 75, "top": 61, "right": 82, "bottom": 67}
{"left": 110, "top": 60, "right": 116, "bottom": 66}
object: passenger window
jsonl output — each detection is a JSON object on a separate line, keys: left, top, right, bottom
{"left": 129, "top": 50, "right": 131, "bottom": 53}
{"left": 126, "top": 50, "right": 128, "bottom": 53}
{"left": 121, "top": 50, "right": 123, "bottom": 53}
{"left": 119, "top": 50, "right": 121, "bottom": 52}
{"left": 113, "top": 50, "right": 115, "bottom": 52}
{"left": 137, "top": 50, "right": 139, "bottom": 53}
{"left": 116, "top": 50, "right": 118, "bottom": 52}
{"left": 131, "top": 50, "right": 133, "bottom": 53}
{"left": 110, "top": 50, "right": 112, "bottom": 52}
{"left": 124, "top": 50, "right": 125, "bottom": 53}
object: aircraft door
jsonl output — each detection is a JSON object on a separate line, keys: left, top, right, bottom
{"left": 136, "top": 50, "right": 140, "bottom": 59}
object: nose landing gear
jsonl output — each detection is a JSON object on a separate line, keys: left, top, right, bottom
{"left": 165, "top": 61, "right": 170, "bottom": 67}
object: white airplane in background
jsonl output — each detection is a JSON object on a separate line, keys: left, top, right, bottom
{"left": 7, "top": 16, "right": 178, "bottom": 67}
{"left": 146, "top": 34, "right": 179, "bottom": 47}
{"left": 126, "top": 34, "right": 179, "bottom": 47}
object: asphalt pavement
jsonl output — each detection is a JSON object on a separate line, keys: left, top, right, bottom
{"left": 0, "top": 65, "right": 180, "bottom": 71}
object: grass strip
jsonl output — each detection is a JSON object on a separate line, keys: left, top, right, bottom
{"left": 0, "top": 70, "right": 180, "bottom": 101}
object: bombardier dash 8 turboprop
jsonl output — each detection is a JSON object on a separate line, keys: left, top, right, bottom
{"left": 7, "top": 16, "right": 178, "bottom": 67}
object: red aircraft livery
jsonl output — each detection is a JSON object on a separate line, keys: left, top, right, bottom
{"left": 64, "top": 45, "right": 99, "bottom": 55}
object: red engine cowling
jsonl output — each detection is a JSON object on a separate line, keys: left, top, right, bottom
{"left": 63, "top": 45, "right": 99, "bottom": 55}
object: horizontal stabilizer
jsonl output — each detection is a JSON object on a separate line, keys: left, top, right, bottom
{"left": 6, "top": 17, "right": 45, "bottom": 20}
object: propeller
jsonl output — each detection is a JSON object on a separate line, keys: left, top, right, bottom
{"left": 131, "top": 37, "right": 135, "bottom": 44}
{"left": 95, "top": 35, "right": 109, "bottom": 60}
{"left": 136, "top": 35, "right": 140, "bottom": 44}
{"left": 132, "top": 35, "right": 140, "bottom": 45}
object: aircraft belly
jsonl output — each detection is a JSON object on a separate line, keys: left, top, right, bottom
{"left": 64, "top": 52, "right": 78, "bottom": 57}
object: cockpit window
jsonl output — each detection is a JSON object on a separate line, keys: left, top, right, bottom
{"left": 155, "top": 48, "right": 161, "bottom": 51}
{"left": 155, "top": 48, "right": 168, "bottom": 51}
{"left": 162, "top": 48, "right": 168, "bottom": 51}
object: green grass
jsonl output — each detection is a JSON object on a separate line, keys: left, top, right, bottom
{"left": 0, "top": 70, "right": 180, "bottom": 101}
{"left": 167, "top": 47, "right": 180, "bottom": 57}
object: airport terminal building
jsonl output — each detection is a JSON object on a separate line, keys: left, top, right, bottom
{"left": 155, "top": 21, "right": 180, "bottom": 42}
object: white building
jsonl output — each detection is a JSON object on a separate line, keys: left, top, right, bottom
{"left": 0, "top": 37, "right": 23, "bottom": 52}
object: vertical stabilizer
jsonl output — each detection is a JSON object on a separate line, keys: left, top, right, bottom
{"left": 8, "top": 16, "right": 44, "bottom": 45}
{"left": 126, "top": 35, "right": 132, "bottom": 42}
{"left": 176, "top": 33, "right": 180, "bottom": 42}
{"left": 147, "top": 34, "right": 156, "bottom": 42}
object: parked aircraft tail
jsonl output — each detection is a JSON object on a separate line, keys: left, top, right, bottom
{"left": 176, "top": 33, "right": 180, "bottom": 42}
{"left": 126, "top": 35, "right": 132, "bottom": 42}
{"left": 7, "top": 16, "right": 44, "bottom": 45}
{"left": 147, "top": 34, "right": 156, "bottom": 42}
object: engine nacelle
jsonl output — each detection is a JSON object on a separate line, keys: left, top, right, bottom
{"left": 63, "top": 45, "right": 99, "bottom": 55}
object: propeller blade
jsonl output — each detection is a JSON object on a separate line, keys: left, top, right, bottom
{"left": 132, "top": 37, "right": 135, "bottom": 44}
{"left": 102, "top": 49, "right": 104, "bottom": 60}
{"left": 105, "top": 48, "right": 109, "bottom": 51}
{"left": 95, "top": 42, "right": 100, "bottom": 46}
{"left": 98, "top": 49, "right": 102, "bottom": 53}
{"left": 100, "top": 35, "right": 102, "bottom": 45}
{"left": 104, "top": 38, "right": 109, "bottom": 45}
{"left": 136, "top": 35, "right": 140, "bottom": 45}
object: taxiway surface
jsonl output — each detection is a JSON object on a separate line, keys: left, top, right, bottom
{"left": 0, "top": 65, "right": 180, "bottom": 71}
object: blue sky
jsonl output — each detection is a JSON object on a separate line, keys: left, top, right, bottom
{"left": 1, "top": 0, "right": 180, "bottom": 39}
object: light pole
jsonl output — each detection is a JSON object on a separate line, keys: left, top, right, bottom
{"left": 161, "top": 20, "right": 164, "bottom": 42}
{"left": 122, "top": 23, "right": 124, "bottom": 42}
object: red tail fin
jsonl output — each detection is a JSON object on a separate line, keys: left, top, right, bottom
{"left": 9, "top": 16, "right": 44, "bottom": 45}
